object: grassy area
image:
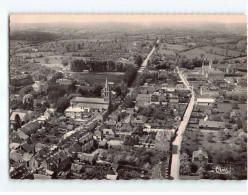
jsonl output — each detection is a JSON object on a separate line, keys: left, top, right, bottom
{"left": 164, "top": 43, "right": 188, "bottom": 51}
{"left": 70, "top": 72, "right": 124, "bottom": 86}
{"left": 201, "top": 46, "right": 246, "bottom": 58}
{"left": 180, "top": 48, "right": 226, "bottom": 60}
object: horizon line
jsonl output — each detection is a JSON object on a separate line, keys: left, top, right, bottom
{"left": 10, "top": 14, "right": 247, "bottom": 24}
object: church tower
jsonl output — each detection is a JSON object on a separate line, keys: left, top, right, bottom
{"left": 102, "top": 78, "right": 110, "bottom": 102}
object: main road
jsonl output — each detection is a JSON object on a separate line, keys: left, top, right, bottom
{"left": 170, "top": 67, "right": 195, "bottom": 179}
{"left": 138, "top": 40, "right": 159, "bottom": 73}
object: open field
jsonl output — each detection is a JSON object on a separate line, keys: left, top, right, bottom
{"left": 70, "top": 72, "right": 124, "bottom": 86}
{"left": 180, "top": 48, "right": 226, "bottom": 60}
{"left": 157, "top": 48, "right": 176, "bottom": 56}
{"left": 163, "top": 43, "right": 188, "bottom": 51}
{"left": 201, "top": 46, "right": 246, "bottom": 58}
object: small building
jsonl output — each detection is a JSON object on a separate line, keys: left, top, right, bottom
{"left": 199, "top": 119, "right": 225, "bottom": 130}
{"left": 77, "top": 153, "right": 96, "bottom": 164}
{"left": 192, "top": 149, "right": 208, "bottom": 166}
{"left": 196, "top": 97, "right": 215, "bottom": 106}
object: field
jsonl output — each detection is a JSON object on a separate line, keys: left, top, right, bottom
{"left": 157, "top": 48, "right": 176, "bottom": 56}
{"left": 70, "top": 72, "right": 124, "bottom": 86}
{"left": 201, "top": 46, "right": 246, "bottom": 58}
{"left": 163, "top": 43, "right": 188, "bottom": 51}
{"left": 180, "top": 48, "right": 225, "bottom": 60}
{"left": 157, "top": 43, "right": 189, "bottom": 56}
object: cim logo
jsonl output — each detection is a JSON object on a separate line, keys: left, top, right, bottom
{"left": 213, "top": 165, "right": 232, "bottom": 175}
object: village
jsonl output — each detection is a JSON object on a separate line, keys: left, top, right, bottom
{"left": 9, "top": 20, "right": 247, "bottom": 180}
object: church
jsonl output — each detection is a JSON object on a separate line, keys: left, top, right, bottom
{"left": 69, "top": 78, "right": 111, "bottom": 113}
{"left": 201, "top": 58, "right": 225, "bottom": 81}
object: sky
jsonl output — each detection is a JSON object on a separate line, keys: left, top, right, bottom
{"left": 10, "top": 14, "right": 247, "bottom": 24}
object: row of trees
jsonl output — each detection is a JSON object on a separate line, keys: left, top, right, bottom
{"left": 70, "top": 59, "right": 132, "bottom": 72}
{"left": 10, "top": 31, "right": 59, "bottom": 43}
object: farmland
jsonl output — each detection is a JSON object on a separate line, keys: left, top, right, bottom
{"left": 180, "top": 47, "right": 226, "bottom": 60}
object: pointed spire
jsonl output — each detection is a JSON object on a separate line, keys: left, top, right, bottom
{"left": 105, "top": 77, "right": 108, "bottom": 88}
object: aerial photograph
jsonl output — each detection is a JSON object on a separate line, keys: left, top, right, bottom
{"left": 9, "top": 14, "right": 247, "bottom": 180}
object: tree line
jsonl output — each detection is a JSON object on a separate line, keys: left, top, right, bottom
{"left": 70, "top": 59, "right": 133, "bottom": 72}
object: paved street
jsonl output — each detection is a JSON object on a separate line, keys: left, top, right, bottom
{"left": 170, "top": 67, "right": 195, "bottom": 179}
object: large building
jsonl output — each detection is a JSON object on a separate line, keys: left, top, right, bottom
{"left": 69, "top": 78, "right": 110, "bottom": 113}
{"left": 201, "top": 59, "right": 225, "bottom": 81}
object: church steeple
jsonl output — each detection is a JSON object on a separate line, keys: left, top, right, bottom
{"left": 102, "top": 77, "right": 110, "bottom": 102}
{"left": 105, "top": 77, "right": 108, "bottom": 89}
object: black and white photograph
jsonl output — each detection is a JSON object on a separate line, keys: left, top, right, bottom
{"left": 9, "top": 14, "right": 247, "bottom": 181}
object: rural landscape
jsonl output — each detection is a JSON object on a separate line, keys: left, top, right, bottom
{"left": 9, "top": 15, "right": 247, "bottom": 180}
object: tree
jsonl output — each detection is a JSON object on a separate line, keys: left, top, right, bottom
{"left": 124, "top": 135, "right": 139, "bottom": 146}
{"left": 10, "top": 98, "right": 23, "bottom": 110}
{"left": 51, "top": 72, "right": 63, "bottom": 82}
{"left": 22, "top": 94, "right": 34, "bottom": 110}
{"left": 135, "top": 55, "right": 143, "bottom": 67}
{"left": 56, "top": 97, "right": 69, "bottom": 113}
{"left": 190, "top": 163, "right": 198, "bottom": 173}
{"left": 44, "top": 57, "right": 49, "bottom": 64}
{"left": 13, "top": 114, "right": 21, "bottom": 130}
{"left": 19, "top": 85, "right": 33, "bottom": 98}
{"left": 93, "top": 85, "right": 103, "bottom": 97}
{"left": 207, "top": 133, "right": 214, "bottom": 142}
{"left": 61, "top": 58, "right": 69, "bottom": 66}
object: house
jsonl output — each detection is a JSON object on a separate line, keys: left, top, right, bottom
{"left": 106, "top": 163, "right": 119, "bottom": 180}
{"left": 212, "top": 64, "right": 237, "bottom": 74}
{"left": 32, "top": 81, "right": 45, "bottom": 92}
{"left": 77, "top": 153, "right": 96, "bottom": 164}
{"left": 16, "top": 130, "right": 29, "bottom": 142}
{"left": 37, "top": 115, "right": 49, "bottom": 123}
{"left": 94, "top": 129, "right": 102, "bottom": 141}
{"left": 119, "top": 123, "right": 133, "bottom": 132}
{"left": 199, "top": 119, "right": 225, "bottom": 130}
{"left": 20, "top": 143, "right": 33, "bottom": 153}
{"left": 56, "top": 78, "right": 72, "bottom": 86}
{"left": 71, "top": 163, "right": 83, "bottom": 174}
{"left": 10, "top": 150, "right": 23, "bottom": 163}
{"left": 103, "top": 129, "right": 115, "bottom": 138}
{"left": 105, "top": 120, "right": 117, "bottom": 129}
{"left": 126, "top": 108, "right": 135, "bottom": 115}
{"left": 136, "top": 94, "right": 152, "bottom": 102}
{"left": 10, "top": 110, "right": 30, "bottom": 128}
{"left": 200, "top": 86, "right": 219, "bottom": 97}
{"left": 192, "top": 149, "right": 208, "bottom": 166}
{"left": 131, "top": 115, "right": 147, "bottom": 126}
{"left": 106, "top": 174, "right": 118, "bottom": 180}
{"left": 98, "top": 140, "right": 108, "bottom": 149}
{"left": 108, "top": 113, "right": 119, "bottom": 122}
{"left": 65, "top": 106, "right": 85, "bottom": 119}
{"left": 196, "top": 97, "right": 215, "bottom": 106}
{"left": 35, "top": 143, "right": 47, "bottom": 153}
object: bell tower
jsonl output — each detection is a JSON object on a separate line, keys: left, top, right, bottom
{"left": 102, "top": 78, "right": 110, "bottom": 102}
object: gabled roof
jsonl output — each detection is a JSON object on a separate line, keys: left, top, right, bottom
{"left": 10, "top": 111, "right": 27, "bottom": 121}
{"left": 10, "top": 151, "right": 22, "bottom": 163}
{"left": 21, "top": 143, "right": 32, "bottom": 153}
{"left": 103, "top": 129, "right": 115, "bottom": 135}
{"left": 71, "top": 163, "right": 83, "bottom": 172}
{"left": 16, "top": 130, "right": 29, "bottom": 140}
{"left": 192, "top": 149, "right": 208, "bottom": 159}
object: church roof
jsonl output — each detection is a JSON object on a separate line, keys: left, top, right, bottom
{"left": 75, "top": 103, "right": 108, "bottom": 109}
{"left": 71, "top": 97, "right": 107, "bottom": 104}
